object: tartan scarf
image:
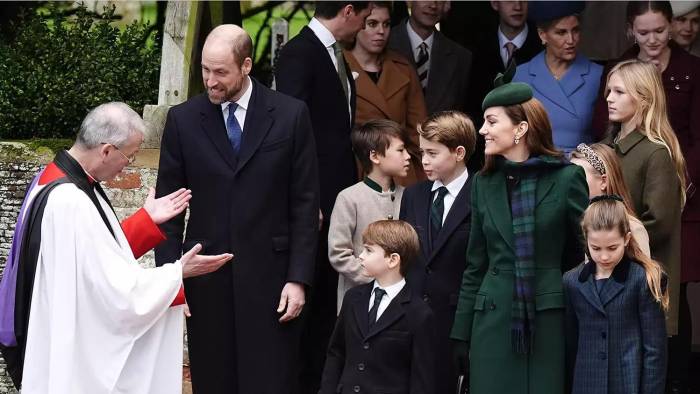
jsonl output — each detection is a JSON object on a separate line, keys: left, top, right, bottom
{"left": 503, "top": 156, "right": 568, "bottom": 354}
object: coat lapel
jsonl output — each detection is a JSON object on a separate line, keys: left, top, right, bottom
{"left": 200, "top": 100, "right": 237, "bottom": 171}
{"left": 344, "top": 51, "right": 392, "bottom": 119}
{"left": 366, "top": 286, "right": 410, "bottom": 340}
{"left": 352, "top": 285, "right": 372, "bottom": 339}
{"left": 558, "top": 56, "right": 589, "bottom": 98}
{"left": 379, "top": 56, "right": 411, "bottom": 101}
{"left": 428, "top": 176, "right": 472, "bottom": 263}
{"left": 535, "top": 172, "right": 555, "bottom": 207}
{"left": 528, "top": 52, "right": 577, "bottom": 116}
{"left": 415, "top": 183, "right": 433, "bottom": 260}
{"left": 485, "top": 174, "right": 515, "bottom": 251}
{"left": 234, "top": 80, "right": 274, "bottom": 176}
{"left": 578, "top": 263, "right": 607, "bottom": 315}
{"left": 599, "top": 258, "right": 630, "bottom": 306}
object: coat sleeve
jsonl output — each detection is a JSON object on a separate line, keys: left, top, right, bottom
{"left": 121, "top": 208, "right": 166, "bottom": 260}
{"left": 410, "top": 308, "right": 437, "bottom": 394}
{"left": 638, "top": 278, "right": 667, "bottom": 394}
{"left": 286, "top": 103, "right": 320, "bottom": 286}
{"left": 641, "top": 149, "right": 682, "bottom": 248}
{"left": 328, "top": 192, "right": 371, "bottom": 285}
{"left": 319, "top": 295, "right": 348, "bottom": 394}
{"left": 154, "top": 109, "right": 187, "bottom": 267}
{"left": 564, "top": 166, "right": 589, "bottom": 271}
{"left": 450, "top": 175, "right": 488, "bottom": 342}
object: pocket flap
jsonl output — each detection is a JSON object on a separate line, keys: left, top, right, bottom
{"left": 272, "top": 236, "right": 289, "bottom": 252}
{"left": 473, "top": 294, "right": 486, "bottom": 311}
{"left": 535, "top": 292, "right": 565, "bottom": 311}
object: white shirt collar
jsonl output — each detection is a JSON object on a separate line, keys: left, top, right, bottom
{"left": 220, "top": 76, "right": 253, "bottom": 113}
{"left": 497, "top": 24, "right": 529, "bottom": 52}
{"left": 432, "top": 167, "right": 469, "bottom": 197}
{"left": 308, "top": 17, "right": 337, "bottom": 49}
{"left": 406, "top": 19, "right": 435, "bottom": 52}
{"left": 372, "top": 278, "right": 406, "bottom": 300}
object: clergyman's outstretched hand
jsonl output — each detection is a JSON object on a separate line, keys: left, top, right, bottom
{"left": 181, "top": 243, "right": 233, "bottom": 279}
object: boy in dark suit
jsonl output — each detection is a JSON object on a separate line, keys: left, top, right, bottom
{"left": 399, "top": 110, "right": 476, "bottom": 394}
{"left": 320, "top": 220, "right": 436, "bottom": 394}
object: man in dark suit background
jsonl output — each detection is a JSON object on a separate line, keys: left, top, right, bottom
{"left": 387, "top": 1, "right": 472, "bottom": 116}
{"left": 155, "top": 25, "right": 319, "bottom": 394}
{"left": 467, "top": 1, "right": 541, "bottom": 171}
{"left": 274, "top": 3, "right": 372, "bottom": 392}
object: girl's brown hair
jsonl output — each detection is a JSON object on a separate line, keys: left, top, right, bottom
{"left": 482, "top": 98, "right": 562, "bottom": 173}
{"left": 581, "top": 199, "right": 669, "bottom": 311}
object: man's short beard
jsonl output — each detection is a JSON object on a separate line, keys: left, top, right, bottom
{"left": 207, "top": 86, "right": 237, "bottom": 105}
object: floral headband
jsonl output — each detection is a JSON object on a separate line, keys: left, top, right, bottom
{"left": 575, "top": 143, "right": 606, "bottom": 175}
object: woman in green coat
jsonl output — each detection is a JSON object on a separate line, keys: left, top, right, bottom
{"left": 450, "top": 66, "right": 589, "bottom": 394}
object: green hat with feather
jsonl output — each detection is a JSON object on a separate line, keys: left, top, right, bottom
{"left": 481, "top": 61, "right": 533, "bottom": 111}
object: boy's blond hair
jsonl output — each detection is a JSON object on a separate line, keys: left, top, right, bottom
{"left": 417, "top": 111, "right": 476, "bottom": 161}
{"left": 362, "top": 220, "right": 419, "bottom": 277}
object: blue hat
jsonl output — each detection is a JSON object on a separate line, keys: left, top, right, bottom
{"left": 528, "top": 1, "right": 585, "bottom": 25}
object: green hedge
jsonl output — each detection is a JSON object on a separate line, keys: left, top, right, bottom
{"left": 0, "top": 4, "right": 160, "bottom": 139}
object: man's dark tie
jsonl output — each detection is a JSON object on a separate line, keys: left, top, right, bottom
{"left": 226, "top": 103, "right": 242, "bottom": 154}
{"left": 368, "top": 287, "right": 387, "bottom": 329}
{"left": 430, "top": 186, "right": 449, "bottom": 237}
{"left": 416, "top": 42, "right": 429, "bottom": 89}
{"left": 505, "top": 41, "right": 517, "bottom": 66}
{"left": 332, "top": 42, "right": 349, "bottom": 103}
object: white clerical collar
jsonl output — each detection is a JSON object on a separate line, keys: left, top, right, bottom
{"left": 373, "top": 278, "right": 406, "bottom": 300}
{"left": 432, "top": 167, "right": 469, "bottom": 197}
{"left": 308, "top": 17, "right": 337, "bottom": 49}
{"left": 498, "top": 23, "right": 529, "bottom": 52}
{"left": 407, "top": 19, "right": 435, "bottom": 51}
{"left": 220, "top": 76, "right": 253, "bottom": 113}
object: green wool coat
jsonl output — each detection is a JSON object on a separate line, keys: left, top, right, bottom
{"left": 604, "top": 130, "right": 681, "bottom": 336}
{"left": 451, "top": 161, "right": 589, "bottom": 394}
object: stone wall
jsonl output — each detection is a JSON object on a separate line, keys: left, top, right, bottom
{"left": 0, "top": 142, "right": 162, "bottom": 393}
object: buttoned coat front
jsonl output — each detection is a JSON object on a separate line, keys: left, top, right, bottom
{"left": 602, "top": 130, "right": 682, "bottom": 336}
{"left": 319, "top": 282, "right": 436, "bottom": 394}
{"left": 563, "top": 259, "right": 667, "bottom": 394}
{"left": 450, "top": 161, "right": 589, "bottom": 394}
{"left": 514, "top": 52, "right": 603, "bottom": 152}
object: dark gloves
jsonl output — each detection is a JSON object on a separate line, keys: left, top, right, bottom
{"left": 451, "top": 339, "right": 470, "bottom": 376}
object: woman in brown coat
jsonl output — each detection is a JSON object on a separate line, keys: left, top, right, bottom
{"left": 345, "top": 2, "right": 428, "bottom": 186}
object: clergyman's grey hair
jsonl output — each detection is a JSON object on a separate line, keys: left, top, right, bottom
{"left": 76, "top": 102, "right": 146, "bottom": 149}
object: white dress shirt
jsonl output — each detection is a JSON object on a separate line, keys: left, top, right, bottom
{"left": 368, "top": 279, "right": 406, "bottom": 321}
{"left": 307, "top": 17, "right": 352, "bottom": 118}
{"left": 220, "top": 76, "right": 253, "bottom": 131}
{"left": 406, "top": 20, "right": 435, "bottom": 62}
{"left": 431, "top": 167, "right": 469, "bottom": 224}
{"left": 498, "top": 24, "right": 529, "bottom": 67}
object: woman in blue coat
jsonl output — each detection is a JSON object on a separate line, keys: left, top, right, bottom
{"left": 514, "top": 2, "right": 603, "bottom": 153}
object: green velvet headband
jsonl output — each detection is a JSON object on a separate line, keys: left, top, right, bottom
{"left": 481, "top": 61, "right": 533, "bottom": 111}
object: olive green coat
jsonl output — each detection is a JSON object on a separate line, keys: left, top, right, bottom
{"left": 451, "top": 162, "right": 588, "bottom": 394}
{"left": 604, "top": 131, "right": 681, "bottom": 335}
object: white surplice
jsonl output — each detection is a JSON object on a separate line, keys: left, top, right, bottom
{"left": 21, "top": 183, "right": 184, "bottom": 394}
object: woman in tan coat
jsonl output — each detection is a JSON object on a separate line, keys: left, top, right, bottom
{"left": 345, "top": 1, "right": 427, "bottom": 186}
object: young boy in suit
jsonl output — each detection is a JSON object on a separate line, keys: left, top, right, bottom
{"left": 328, "top": 119, "right": 411, "bottom": 311}
{"left": 399, "top": 110, "right": 476, "bottom": 394}
{"left": 320, "top": 220, "right": 436, "bottom": 394}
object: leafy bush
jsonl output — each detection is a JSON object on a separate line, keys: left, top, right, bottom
{"left": 0, "top": 4, "right": 160, "bottom": 139}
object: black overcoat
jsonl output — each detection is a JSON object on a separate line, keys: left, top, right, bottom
{"left": 155, "top": 79, "right": 319, "bottom": 393}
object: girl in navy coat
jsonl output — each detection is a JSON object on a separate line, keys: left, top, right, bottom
{"left": 563, "top": 196, "right": 668, "bottom": 394}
